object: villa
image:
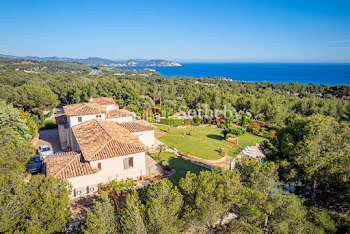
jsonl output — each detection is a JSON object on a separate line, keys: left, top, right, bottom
{"left": 44, "top": 97, "right": 156, "bottom": 197}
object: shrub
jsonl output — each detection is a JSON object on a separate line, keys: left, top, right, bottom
{"left": 109, "top": 178, "right": 136, "bottom": 193}
{"left": 230, "top": 126, "right": 247, "bottom": 136}
{"left": 160, "top": 118, "right": 183, "bottom": 126}
{"left": 249, "top": 120, "right": 261, "bottom": 131}
{"left": 206, "top": 116, "right": 212, "bottom": 124}
{"left": 184, "top": 118, "right": 192, "bottom": 125}
{"left": 161, "top": 160, "right": 172, "bottom": 171}
{"left": 193, "top": 116, "right": 202, "bottom": 126}
{"left": 147, "top": 117, "right": 153, "bottom": 123}
{"left": 252, "top": 127, "right": 260, "bottom": 135}
{"left": 262, "top": 130, "right": 269, "bottom": 138}
{"left": 268, "top": 130, "right": 276, "bottom": 139}
{"left": 39, "top": 120, "right": 57, "bottom": 130}
{"left": 265, "top": 123, "right": 276, "bottom": 130}
{"left": 160, "top": 118, "right": 173, "bottom": 125}
{"left": 173, "top": 119, "right": 184, "bottom": 126}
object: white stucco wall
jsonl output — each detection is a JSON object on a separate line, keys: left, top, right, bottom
{"left": 132, "top": 130, "right": 154, "bottom": 147}
{"left": 104, "top": 104, "right": 119, "bottom": 111}
{"left": 67, "top": 173, "right": 99, "bottom": 197}
{"left": 108, "top": 116, "right": 134, "bottom": 123}
{"left": 90, "top": 152, "right": 146, "bottom": 182}
{"left": 68, "top": 113, "right": 105, "bottom": 127}
{"left": 66, "top": 152, "right": 146, "bottom": 197}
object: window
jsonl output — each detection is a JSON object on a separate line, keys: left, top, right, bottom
{"left": 96, "top": 114, "right": 102, "bottom": 118}
{"left": 97, "top": 163, "right": 101, "bottom": 170}
{"left": 123, "top": 157, "right": 134, "bottom": 169}
{"left": 78, "top": 117, "right": 82, "bottom": 123}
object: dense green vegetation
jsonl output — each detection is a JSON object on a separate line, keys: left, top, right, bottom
{"left": 0, "top": 57, "right": 159, "bottom": 77}
{"left": 82, "top": 159, "right": 338, "bottom": 233}
{"left": 0, "top": 102, "right": 71, "bottom": 233}
{"left": 0, "top": 61, "right": 349, "bottom": 232}
{"left": 0, "top": 62, "right": 349, "bottom": 125}
{"left": 262, "top": 114, "right": 350, "bottom": 231}
{"left": 0, "top": 57, "right": 92, "bottom": 74}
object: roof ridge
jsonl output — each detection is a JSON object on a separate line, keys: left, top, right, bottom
{"left": 69, "top": 102, "right": 105, "bottom": 115}
{"left": 89, "top": 138, "right": 115, "bottom": 160}
{"left": 112, "top": 138, "right": 146, "bottom": 150}
{"left": 88, "top": 137, "right": 113, "bottom": 159}
{"left": 72, "top": 103, "right": 85, "bottom": 115}
{"left": 52, "top": 153, "right": 80, "bottom": 177}
{"left": 95, "top": 120, "right": 114, "bottom": 139}
{"left": 90, "top": 138, "right": 145, "bottom": 161}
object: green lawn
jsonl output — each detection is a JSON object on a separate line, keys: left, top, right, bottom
{"left": 154, "top": 124, "right": 264, "bottom": 160}
{"left": 150, "top": 152, "right": 206, "bottom": 185}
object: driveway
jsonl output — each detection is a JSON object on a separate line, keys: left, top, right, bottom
{"left": 33, "top": 129, "right": 62, "bottom": 153}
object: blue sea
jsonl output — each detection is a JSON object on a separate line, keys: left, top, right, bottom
{"left": 129, "top": 63, "right": 350, "bottom": 85}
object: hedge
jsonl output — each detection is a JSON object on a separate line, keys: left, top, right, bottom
{"left": 160, "top": 118, "right": 184, "bottom": 126}
{"left": 39, "top": 120, "right": 58, "bottom": 130}
{"left": 183, "top": 118, "right": 192, "bottom": 125}
{"left": 147, "top": 117, "right": 154, "bottom": 123}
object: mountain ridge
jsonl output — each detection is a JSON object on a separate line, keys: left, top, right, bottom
{"left": 0, "top": 54, "right": 182, "bottom": 67}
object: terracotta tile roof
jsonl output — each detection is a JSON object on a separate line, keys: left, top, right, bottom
{"left": 93, "top": 139, "right": 146, "bottom": 160}
{"left": 89, "top": 97, "right": 116, "bottom": 105}
{"left": 118, "top": 120, "right": 155, "bottom": 132}
{"left": 63, "top": 103, "right": 106, "bottom": 116}
{"left": 106, "top": 109, "right": 135, "bottom": 118}
{"left": 72, "top": 120, "right": 146, "bottom": 161}
{"left": 55, "top": 114, "right": 67, "bottom": 125}
{"left": 44, "top": 152, "right": 98, "bottom": 179}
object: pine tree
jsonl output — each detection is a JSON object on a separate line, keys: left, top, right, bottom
{"left": 118, "top": 191, "right": 146, "bottom": 234}
{"left": 88, "top": 84, "right": 93, "bottom": 99}
{"left": 81, "top": 191, "right": 117, "bottom": 234}
{"left": 74, "top": 86, "right": 80, "bottom": 104}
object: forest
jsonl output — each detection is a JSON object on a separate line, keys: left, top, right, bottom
{"left": 0, "top": 67, "right": 349, "bottom": 124}
{"left": 0, "top": 62, "right": 349, "bottom": 233}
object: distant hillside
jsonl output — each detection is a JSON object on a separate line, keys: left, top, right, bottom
{"left": 0, "top": 57, "right": 160, "bottom": 76}
{"left": 0, "top": 54, "right": 182, "bottom": 67}
{"left": 0, "top": 57, "right": 91, "bottom": 74}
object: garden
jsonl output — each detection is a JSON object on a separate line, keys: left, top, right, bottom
{"left": 154, "top": 124, "right": 264, "bottom": 160}
{"left": 150, "top": 152, "right": 206, "bottom": 185}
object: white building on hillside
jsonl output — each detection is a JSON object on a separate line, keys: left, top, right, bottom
{"left": 45, "top": 97, "right": 155, "bottom": 197}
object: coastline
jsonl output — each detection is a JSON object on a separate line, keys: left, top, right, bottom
{"left": 121, "top": 62, "right": 350, "bottom": 85}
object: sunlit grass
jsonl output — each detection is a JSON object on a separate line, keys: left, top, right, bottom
{"left": 150, "top": 152, "right": 206, "bottom": 185}
{"left": 153, "top": 124, "right": 264, "bottom": 160}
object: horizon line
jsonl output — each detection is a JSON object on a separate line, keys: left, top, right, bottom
{"left": 1, "top": 53, "right": 349, "bottom": 64}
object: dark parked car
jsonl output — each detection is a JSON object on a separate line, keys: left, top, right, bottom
{"left": 26, "top": 155, "right": 43, "bottom": 174}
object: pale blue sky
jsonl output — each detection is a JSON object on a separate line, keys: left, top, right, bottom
{"left": 0, "top": 0, "right": 349, "bottom": 62}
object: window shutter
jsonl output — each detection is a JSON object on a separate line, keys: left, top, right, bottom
{"left": 123, "top": 158, "right": 128, "bottom": 169}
